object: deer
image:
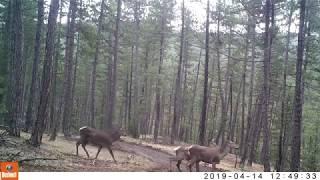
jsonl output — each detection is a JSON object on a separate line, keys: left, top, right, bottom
{"left": 186, "top": 141, "right": 239, "bottom": 172}
{"left": 76, "top": 126, "right": 124, "bottom": 163}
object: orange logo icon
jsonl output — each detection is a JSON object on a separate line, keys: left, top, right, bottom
{"left": 1, "top": 162, "right": 19, "bottom": 180}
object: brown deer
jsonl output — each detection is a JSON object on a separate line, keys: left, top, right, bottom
{"left": 171, "top": 139, "right": 219, "bottom": 171}
{"left": 187, "top": 141, "right": 238, "bottom": 172}
{"left": 76, "top": 126, "right": 124, "bottom": 162}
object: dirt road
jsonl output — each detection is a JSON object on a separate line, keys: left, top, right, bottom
{"left": 117, "top": 141, "right": 174, "bottom": 167}
{"left": 36, "top": 135, "right": 176, "bottom": 171}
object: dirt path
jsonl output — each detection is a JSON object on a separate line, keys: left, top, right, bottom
{"left": 117, "top": 141, "right": 173, "bottom": 167}
{"left": 38, "top": 134, "right": 176, "bottom": 171}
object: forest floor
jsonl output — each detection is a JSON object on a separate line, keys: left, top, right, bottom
{"left": 0, "top": 130, "right": 263, "bottom": 172}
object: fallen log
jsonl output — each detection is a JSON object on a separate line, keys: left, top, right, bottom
{"left": 19, "top": 157, "right": 60, "bottom": 164}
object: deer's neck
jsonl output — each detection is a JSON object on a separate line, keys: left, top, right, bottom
{"left": 111, "top": 132, "right": 120, "bottom": 142}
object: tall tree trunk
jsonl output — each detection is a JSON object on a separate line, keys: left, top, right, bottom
{"left": 206, "top": 56, "right": 216, "bottom": 144}
{"left": 1, "top": 1, "right": 10, "bottom": 115}
{"left": 261, "top": 0, "right": 273, "bottom": 171}
{"left": 90, "top": 0, "right": 104, "bottom": 128}
{"left": 167, "top": 83, "right": 174, "bottom": 136}
{"left": 70, "top": 0, "right": 82, "bottom": 130}
{"left": 104, "top": 29, "right": 113, "bottom": 129}
{"left": 160, "top": 92, "right": 166, "bottom": 137}
{"left": 240, "top": 24, "right": 250, "bottom": 155}
{"left": 6, "top": 0, "right": 13, "bottom": 129}
{"left": 189, "top": 49, "right": 202, "bottom": 142}
{"left": 276, "top": 2, "right": 293, "bottom": 171}
{"left": 229, "top": 79, "right": 242, "bottom": 141}
{"left": 181, "top": 21, "right": 190, "bottom": 142}
{"left": 248, "top": 94, "right": 263, "bottom": 166}
{"left": 224, "top": 26, "right": 232, "bottom": 111}
{"left": 49, "top": 0, "right": 63, "bottom": 141}
{"left": 208, "top": 96, "right": 218, "bottom": 143}
{"left": 128, "top": 46, "right": 134, "bottom": 134}
{"left": 30, "top": 0, "right": 60, "bottom": 146}
{"left": 154, "top": 1, "right": 166, "bottom": 143}
{"left": 198, "top": 0, "right": 210, "bottom": 146}
{"left": 123, "top": 60, "right": 129, "bottom": 130}
{"left": 141, "top": 41, "right": 150, "bottom": 136}
{"left": 227, "top": 76, "right": 233, "bottom": 141}
{"left": 240, "top": 18, "right": 256, "bottom": 167}
{"left": 225, "top": 26, "right": 233, "bottom": 142}
{"left": 106, "top": 0, "right": 121, "bottom": 128}
{"left": 24, "top": 0, "right": 44, "bottom": 132}
{"left": 290, "top": 0, "right": 306, "bottom": 172}
{"left": 62, "top": 0, "right": 77, "bottom": 137}
{"left": 215, "top": 5, "right": 228, "bottom": 145}
{"left": 131, "top": 0, "right": 141, "bottom": 138}
{"left": 7, "top": 0, "right": 24, "bottom": 137}
{"left": 302, "top": 3, "right": 310, "bottom": 110}
{"left": 171, "top": 0, "right": 184, "bottom": 144}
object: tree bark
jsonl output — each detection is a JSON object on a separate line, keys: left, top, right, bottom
{"left": 90, "top": 0, "right": 104, "bottom": 128}
{"left": 215, "top": 8, "right": 228, "bottom": 145}
{"left": 49, "top": 0, "right": 63, "bottom": 141}
{"left": 171, "top": 0, "right": 184, "bottom": 144}
{"left": 131, "top": 0, "right": 141, "bottom": 138}
{"left": 7, "top": 0, "right": 24, "bottom": 137}
{"left": 181, "top": 18, "right": 190, "bottom": 142}
{"left": 70, "top": 0, "right": 82, "bottom": 130}
{"left": 123, "top": 57, "right": 129, "bottom": 130}
{"left": 276, "top": 2, "right": 293, "bottom": 171}
{"left": 62, "top": 0, "right": 77, "bottom": 137}
{"left": 104, "top": 28, "right": 114, "bottom": 129}
{"left": 229, "top": 79, "right": 242, "bottom": 142}
{"left": 240, "top": 18, "right": 256, "bottom": 167}
{"left": 30, "top": 0, "right": 60, "bottom": 146}
{"left": 248, "top": 94, "right": 263, "bottom": 166}
{"left": 25, "top": 0, "right": 44, "bottom": 132}
{"left": 141, "top": 41, "right": 150, "bottom": 135}
{"left": 261, "top": 0, "right": 273, "bottom": 171}
{"left": 189, "top": 49, "right": 202, "bottom": 142}
{"left": 106, "top": 0, "right": 121, "bottom": 128}
{"left": 290, "top": 0, "right": 306, "bottom": 172}
{"left": 154, "top": 1, "right": 166, "bottom": 143}
{"left": 240, "top": 24, "right": 250, "bottom": 155}
{"left": 198, "top": 0, "right": 210, "bottom": 146}
{"left": 128, "top": 46, "right": 134, "bottom": 134}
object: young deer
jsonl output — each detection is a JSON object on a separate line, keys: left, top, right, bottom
{"left": 76, "top": 126, "right": 124, "bottom": 162}
{"left": 187, "top": 141, "right": 238, "bottom": 172}
{"left": 171, "top": 139, "right": 219, "bottom": 171}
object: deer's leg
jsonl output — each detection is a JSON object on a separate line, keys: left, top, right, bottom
{"left": 76, "top": 141, "right": 80, "bottom": 156}
{"left": 82, "top": 144, "right": 90, "bottom": 158}
{"left": 187, "top": 158, "right": 197, "bottom": 172}
{"left": 95, "top": 145, "right": 103, "bottom": 159}
{"left": 211, "top": 162, "right": 216, "bottom": 171}
{"left": 107, "top": 146, "right": 117, "bottom": 163}
{"left": 176, "top": 160, "right": 182, "bottom": 172}
{"left": 196, "top": 161, "right": 200, "bottom": 172}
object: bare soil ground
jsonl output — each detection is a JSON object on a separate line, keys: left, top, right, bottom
{"left": 0, "top": 131, "right": 263, "bottom": 172}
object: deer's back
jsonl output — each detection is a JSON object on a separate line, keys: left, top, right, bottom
{"left": 188, "top": 145, "right": 221, "bottom": 163}
{"left": 79, "top": 127, "right": 120, "bottom": 146}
